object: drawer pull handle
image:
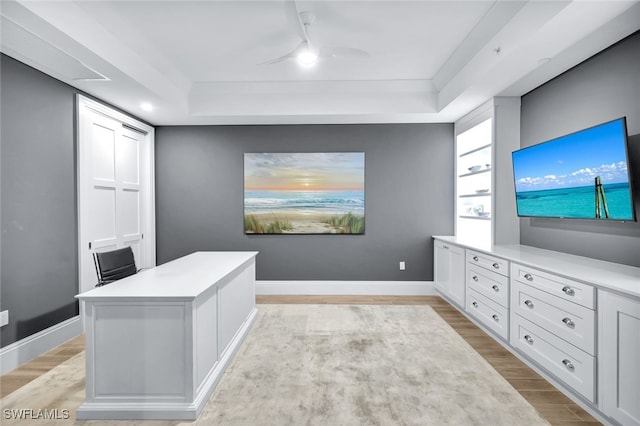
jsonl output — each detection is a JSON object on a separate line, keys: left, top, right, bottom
{"left": 492, "top": 285, "right": 499, "bottom": 292}
{"left": 492, "top": 314, "right": 499, "bottom": 322}
{"left": 443, "top": 245, "right": 449, "bottom": 249}
{"left": 472, "top": 301, "right": 478, "bottom": 308}
{"left": 524, "top": 300, "right": 534, "bottom": 308}
{"left": 562, "top": 317, "right": 575, "bottom": 328}
{"left": 524, "top": 273, "right": 533, "bottom": 281}
{"left": 492, "top": 262, "right": 500, "bottom": 269}
{"left": 524, "top": 335, "right": 534, "bottom": 344}
{"left": 562, "top": 359, "right": 575, "bottom": 372}
{"left": 473, "top": 256, "right": 479, "bottom": 261}
{"left": 473, "top": 275, "right": 479, "bottom": 282}
{"left": 562, "top": 286, "right": 575, "bottom": 296}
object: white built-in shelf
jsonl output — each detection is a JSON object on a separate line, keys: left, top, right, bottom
{"left": 460, "top": 192, "right": 491, "bottom": 198}
{"left": 458, "top": 168, "right": 491, "bottom": 178}
{"left": 459, "top": 215, "right": 492, "bottom": 221}
{"left": 458, "top": 143, "right": 492, "bottom": 158}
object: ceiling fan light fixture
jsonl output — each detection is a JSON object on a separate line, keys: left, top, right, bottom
{"left": 296, "top": 44, "right": 318, "bottom": 66}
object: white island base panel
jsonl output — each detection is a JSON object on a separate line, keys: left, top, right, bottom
{"left": 76, "top": 251, "right": 258, "bottom": 420}
{"left": 76, "top": 307, "right": 257, "bottom": 420}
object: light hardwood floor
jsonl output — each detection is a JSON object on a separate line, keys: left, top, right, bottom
{"left": 1, "top": 295, "right": 601, "bottom": 425}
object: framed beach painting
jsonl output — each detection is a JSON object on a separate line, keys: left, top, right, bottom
{"left": 244, "top": 152, "right": 365, "bottom": 234}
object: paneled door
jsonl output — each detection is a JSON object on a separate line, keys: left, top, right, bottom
{"left": 600, "top": 290, "right": 640, "bottom": 426}
{"left": 78, "top": 95, "right": 155, "bottom": 294}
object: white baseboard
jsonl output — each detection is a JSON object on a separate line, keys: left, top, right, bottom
{"left": 0, "top": 316, "right": 82, "bottom": 374}
{"left": 256, "top": 280, "right": 436, "bottom": 296}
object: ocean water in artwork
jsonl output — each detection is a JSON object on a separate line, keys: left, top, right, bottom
{"left": 516, "top": 182, "right": 634, "bottom": 219}
{"left": 245, "top": 190, "right": 365, "bottom": 216}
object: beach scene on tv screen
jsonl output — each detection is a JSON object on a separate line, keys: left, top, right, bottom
{"left": 513, "top": 119, "right": 634, "bottom": 220}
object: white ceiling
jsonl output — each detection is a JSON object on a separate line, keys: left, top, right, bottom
{"left": 1, "top": 0, "right": 639, "bottom": 126}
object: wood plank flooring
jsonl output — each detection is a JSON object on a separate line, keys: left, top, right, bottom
{"left": 1, "top": 295, "right": 602, "bottom": 425}
{"left": 0, "top": 333, "right": 85, "bottom": 398}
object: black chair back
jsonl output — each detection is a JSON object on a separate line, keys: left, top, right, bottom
{"left": 93, "top": 246, "right": 137, "bottom": 287}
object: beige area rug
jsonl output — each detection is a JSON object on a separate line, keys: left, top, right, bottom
{"left": 1, "top": 305, "right": 549, "bottom": 425}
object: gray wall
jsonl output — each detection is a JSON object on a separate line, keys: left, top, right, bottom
{"left": 156, "top": 124, "right": 454, "bottom": 281}
{"left": 520, "top": 31, "right": 640, "bottom": 267}
{"left": 0, "top": 54, "right": 149, "bottom": 348}
{"left": 1, "top": 54, "right": 78, "bottom": 347}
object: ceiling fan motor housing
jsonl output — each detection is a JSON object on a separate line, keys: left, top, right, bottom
{"left": 299, "top": 11, "right": 316, "bottom": 26}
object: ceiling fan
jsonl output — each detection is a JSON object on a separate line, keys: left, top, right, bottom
{"left": 260, "top": 0, "right": 370, "bottom": 66}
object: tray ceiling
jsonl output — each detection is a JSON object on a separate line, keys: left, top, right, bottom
{"left": 1, "top": 0, "right": 638, "bottom": 125}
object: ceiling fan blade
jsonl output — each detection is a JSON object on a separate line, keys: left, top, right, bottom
{"left": 320, "top": 46, "right": 371, "bottom": 59}
{"left": 258, "top": 52, "right": 296, "bottom": 65}
{"left": 284, "top": 0, "right": 307, "bottom": 41}
{"left": 258, "top": 41, "right": 304, "bottom": 65}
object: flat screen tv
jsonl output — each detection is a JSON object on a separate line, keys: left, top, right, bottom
{"left": 512, "top": 117, "right": 636, "bottom": 221}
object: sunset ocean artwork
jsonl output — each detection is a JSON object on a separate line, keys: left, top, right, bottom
{"left": 244, "top": 153, "right": 365, "bottom": 234}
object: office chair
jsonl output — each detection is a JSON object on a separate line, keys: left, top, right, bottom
{"left": 93, "top": 246, "right": 138, "bottom": 287}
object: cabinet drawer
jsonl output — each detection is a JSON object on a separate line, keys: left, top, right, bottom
{"left": 511, "top": 263, "right": 595, "bottom": 309}
{"left": 511, "top": 314, "right": 595, "bottom": 402}
{"left": 466, "top": 288, "right": 508, "bottom": 341}
{"left": 512, "top": 281, "right": 595, "bottom": 355}
{"left": 466, "top": 265, "right": 509, "bottom": 308}
{"left": 467, "top": 250, "right": 509, "bottom": 277}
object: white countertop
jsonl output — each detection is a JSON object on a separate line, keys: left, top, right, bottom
{"left": 76, "top": 251, "right": 258, "bottom": 301}
{"left": 433, "top": 236, "right": 640, "bottom": 299}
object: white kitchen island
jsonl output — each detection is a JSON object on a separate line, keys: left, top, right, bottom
{"left": 75, "top": 251, "right": 258, "bottom": 420}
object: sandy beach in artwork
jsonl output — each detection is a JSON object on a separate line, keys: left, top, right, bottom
{"left": 244, "top": 211, "right": 365, "bottom": 234}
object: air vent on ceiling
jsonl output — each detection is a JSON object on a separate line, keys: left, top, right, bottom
{"left": 0, "top": 16, "right": 109, "bottom": 81}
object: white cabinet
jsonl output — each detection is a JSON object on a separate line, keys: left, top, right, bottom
{"left": 433, "top": 236, "right": 640, "bottom": 424}
{"left": 512, "top": 314, "right": 595, "bottom": 401}
{"left": 511, "top": 263, "right": 595, "bottom": 309}
{"left": 434, "top": 240, "right": 465, "bottom": 308}
{"left": 467, "top": 249, "right": 509, "bottom": 276}
{"left": 510, "top": 262, "right": 596, "bottom": 402}
{"left": 467, "top": 288, "right": 509, "bottom": 340}
{"left": 599, "top": 290, "right": 640, "bottom": 426}
{"left": 465, "top": 250, "right": 510, "bottom": 340}
{"left": 511, "top": 281, "right": 595, "bottom": 354}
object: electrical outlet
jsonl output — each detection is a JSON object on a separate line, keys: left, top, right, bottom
{"left": 0, "top": 310, "right": 8, "bottom": 327}
{"left": 399, "top": 261, "right": 406, "bottom": 271}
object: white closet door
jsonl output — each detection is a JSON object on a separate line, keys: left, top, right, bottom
{"left": 117, "top": 126, "right": 146, "bottom": 271}
{"left": 78, "top": 96, "right": 154, "bottom": 294}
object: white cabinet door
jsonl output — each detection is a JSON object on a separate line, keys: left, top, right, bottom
{"left": 434, "top": 241, "right": 465, "bottom": 308}
{"left": 600, "top": 290, "right": 640, "bottom": 426}
{"left": 78, "top": 96, "right": 155, "bottom": 294}
{"left": 434, "top": 241, "right": 450, "bottom": 295}
{"left": 448, "top": 245, "right": 465, "bottom": 307}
